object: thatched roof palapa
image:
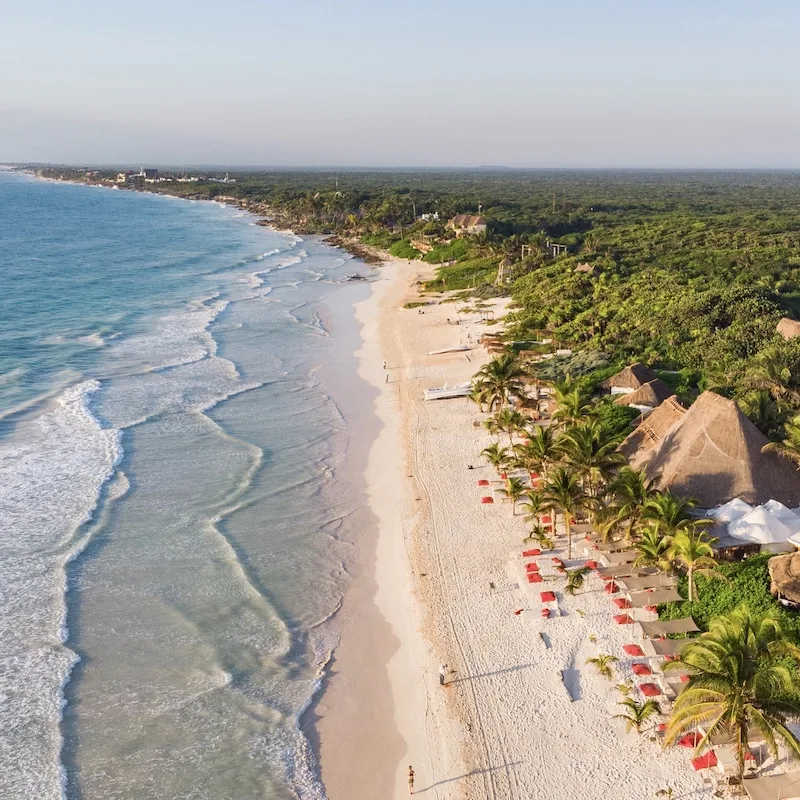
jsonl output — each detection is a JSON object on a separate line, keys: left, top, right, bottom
{"left": 613, "top": 378, "right": 675, "bottom": 409}
{"left": 777, "top": 316, "right": 800, "bottom": 340}
{"left": 619, "top": 391, "right": 800, "bottom": 508}
{"left": 768, "top": 550, "right": 800, "bottom": 605}
{"left": 602, "top": 362, "right": 658, "bottom": 391}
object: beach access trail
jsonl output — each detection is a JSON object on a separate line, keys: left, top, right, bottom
{"left": 321, "top": 255, "right": 709, "bottom": 799}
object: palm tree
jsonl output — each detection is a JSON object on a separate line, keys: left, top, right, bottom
{"left": 664, "top": 607, "right": 800, "bottom": 780}
{"left": 471, "top": 353, "right": 525, "bottom": 411}
{"left": 552, "top": 388, "right": 593, "bottom": 427}
{"left": 642, "top": 490, "right": 702, "bottom": 536}
{"left": 480, "top": 442, "right": 509, "bottom": 474}
{"left": 666, "top": 527, "right": 721, "bottom": 602}
{"left": 557, "top": 419, "right": 626, "bottom": 501}
{"left": 565, "top": 565, "right": 591, "bottom": 595}
{"left": 492, "top": 407, "right": 529, "bottom": 447}
{"left": 520, "top": 489, "right": 546, "bottom": 528}
{"left": 499, "top": 477, "right": 527, "bottom": 515}
{"left": 586, "top": 654, "right": 618, "bottom": 680}
{"left": 603, "top": 467, "right": 659, "bottom": 542}
{"left": 763, "top": 414, "right": 800, "bottom": 468}
{"left": 541, "top": 467, "right": 587, "bottom": 559}
{"left": 513, "top": 425, "right": 560, "bottom": 481}
{"left": 633, "top": 523, "right": 672, "bottom": 570}
{"left": 527, "top": 523, "right": 554, "bottom": 550}
{"left": 614, "top": 698, "right": 662, "bottom": 734}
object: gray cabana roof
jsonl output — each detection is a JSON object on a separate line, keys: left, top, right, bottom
{"left": 617, "top": 574, "right": 676, "bottom": 592}
{"left": 602, "top": 550, "right": 638, "bottom": 565}
{"left": 641, "top": 618, "right": 699, "bottom": 637}
{"left": 743, "top": 772, "right": 800, "bottom": 800}
{"left": 648, "top": 638, "right": 689, "bottom": 657}
{"left": 596, "top": 564, "right": 640, "bottom": 579}
{"left": 630, "top": 588, "right": 684, "bottom": 607}
{"left": 595, "top": 540, "right": 633, "bottom": 553}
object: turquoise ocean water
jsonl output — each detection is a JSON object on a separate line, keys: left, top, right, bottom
{"left": 0, "top": 170, "right": 375, "bottom": 799}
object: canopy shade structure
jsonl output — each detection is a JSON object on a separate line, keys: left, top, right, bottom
{"left": 743, "top": 772, "right": 800, "bottom": 800}
{"left": 649, "top": 639, "right": 689, "bottom": 657}
{"left": 596, "top": 564, "right": 642, "bottom": 579}
{"left": 729, "top": 506, "right": 796, "bottom": 553}
{"left": 618, "top": 574, "right": 676, "bottom": 593}
{"left": 602, "top": 550, "right": 638, "bottom": 565}
{"left": 595, "top": 540, "right": 632, "bottom": 553}
{"left": 630, "top": 588, "right": 684, "bottom": 607}
{"left": 641, "top": 618, "right": 699, "bottom": 637}
{"left": 764, "top": 499, "right": 800, "bottom": 524}
{"left": 711, "top": 497, "right": 754, "bottom": 523}
{"left": 619, "top": 391, "right": 800, "bottom": 507}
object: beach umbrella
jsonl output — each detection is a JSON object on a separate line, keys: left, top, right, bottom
{"left": 604, "top": 582, "right": 619, "bottom": 594}
{"left": 477, "top": 479, "right": 490, "bottom": 486}
{"left": 639, "top": 683, "right": 661, "bottom": 697}
{"left": 613, "top": 614, "right": 634, "bottom": 624}
{"left": 585, "top": 560, "right": 598, "bottom": 569}
{"left": 527, "top": 573, "right": 543, "bottom": 583}
{"left": 613, "top": 598, "right": 632, "bottom": 609}
{"left": 525, "top": 562, "right": 539, "bottom": 572}
{"left": 677, "top": 733, "right": 702, "bottom": 748}
{"left": 540, "top": 591, "right": 556, "bottom": 603}
{"left": 522, "top": 548, "right": 541, "bottom": 557}
{"left": 481, "top": 496, "right": 494, "bottom": 504}
{"left": 541, "top": 608, "right": 550, "bottom": 618}
{"left": 632, "top": 663, "right": 652, "bottom": 676}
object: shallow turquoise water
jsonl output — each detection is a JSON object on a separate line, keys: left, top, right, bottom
{"left": 0, "top": 171, "right": 375, "bottom": 799}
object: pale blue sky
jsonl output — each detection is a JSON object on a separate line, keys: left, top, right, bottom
{"left": 1, "top": 0, "right": 798, "bottom": 167}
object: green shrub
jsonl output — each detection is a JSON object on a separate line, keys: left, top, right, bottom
{"left": 389, "top": 239, "right": 421, "bottom": 259}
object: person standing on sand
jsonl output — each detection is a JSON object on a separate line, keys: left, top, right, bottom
{"left": 439, "top": 663, "right": 448, "bottom": 686}
{"left": 407, "top": 765, "right": 415, "bottom": 794}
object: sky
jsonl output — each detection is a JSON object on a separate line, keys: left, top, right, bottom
{"left": 1, "top": 0, "right": 799, "bottom": 168}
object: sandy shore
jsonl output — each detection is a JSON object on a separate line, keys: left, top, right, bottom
{"left": 318, "top": 255, "right": 712, "bottom": 799}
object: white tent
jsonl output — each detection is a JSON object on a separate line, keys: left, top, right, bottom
{"left": 764, "top": 498, "right": 799, "bottom": 522}
{"left": 712, "top": 497, "right": 753, "bottom": 523}
{"left": 728, "top": 506, "right": 795, "bottom": 553}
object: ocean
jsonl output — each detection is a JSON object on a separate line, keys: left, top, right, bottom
{"left": 0, "top": 170, "right": 376, "bottom": 799}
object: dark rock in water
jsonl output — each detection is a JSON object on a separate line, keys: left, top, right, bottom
{"left": 346, "top": 274, "right": 368, "bottom": 281}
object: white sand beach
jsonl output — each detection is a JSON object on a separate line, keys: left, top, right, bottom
{"left": 319, "top": 255, "right": 715, "bottom": 799}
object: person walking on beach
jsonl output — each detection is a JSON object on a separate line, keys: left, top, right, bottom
{"left": 439, "top": 663, "right": 448, "bottom": 686}
{"left": 407, "top": 765, "right": 415, "bottom": 794}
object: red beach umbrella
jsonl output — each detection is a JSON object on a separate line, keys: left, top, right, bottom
{"left": 613, "top": 614, "right": 634, "bottom": 624}
{"left": 623, "top": 644, "right": 645, "bottom": 657}
{"left": 613, "top": 598, "right": 632, "bottom": 609}
{"left": 585, "top": 560, "right": 598, "bottom": 570}
{"left": 525, "top": 562, "right": 540, "bottom": 572}
{"left": 541, "top": 608, "right": 550, "bottom": 618}
{"left": 477, "top": 479, "right": 490, "bottom": 486}
{"left": 639, "top": 683, "right": 661, "bottom": 697}
{"left": 540, "top": 591, "right": 556, "bottom": 603}
{"left": 527, "top": 573, "right": 543, "bottom": 583}
{"left": 481, "top": 496, "right": 494, "bottom": 504}
{"left": 632, "top": 663, "right": 652, "bottom": 676}
{"left": 541, "top": 515, "right": 552, "bottom": 524}
{"left": 604, "top": 582, "right": 619, "bottom": 594}
{"left": 678, "top": 733, "right": 702, "bottom": 748}
{"left": 522, "top": 548, "right": 542, "bottom": 557}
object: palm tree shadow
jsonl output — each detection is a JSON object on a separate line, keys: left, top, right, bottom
{"left": 449, "top": 663, "right": 535, "bottom": 684}
{"left": 414, "top": 761, "right": 523, "bottom": 793}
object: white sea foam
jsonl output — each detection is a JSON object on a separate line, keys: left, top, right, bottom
{"left": 0, "top": 380, "right": 121, "bottom": 799}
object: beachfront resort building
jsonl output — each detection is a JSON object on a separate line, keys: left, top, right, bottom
{"left": 448, "top": 214, "right": 487, "bottom": 237}
{"left": 601, "top": 362, "right": 658, "bottom": 395}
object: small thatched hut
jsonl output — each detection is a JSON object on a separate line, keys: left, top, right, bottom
{"left": 613, "top": 378, "right": 674, "bottom": 412}
{"left": 601, "top": 362, "right": 658, "bottom": 395}
{"left": 777, "top": 317, "right": 800, "bottom": 340}
{"left": 768, "top": 550, "right": 800, "bottom": 606}
{"left": 618, "top": 391, "right": 800, "bottom": 507}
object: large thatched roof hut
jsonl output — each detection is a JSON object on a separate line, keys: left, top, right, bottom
{"left": 601, "top": 362, "right": 658, "bottom": 394}
{"left": 613, "top": 378, "right": 674, "bottom": 411}
{"left": 618, "top": 391, "right": 800, "bottom": 507}
{"left": 777, "top": 317, "right": 800, "bottom": 340}
{"left": 768, "top": 550, "right": 800, "bottom": 606}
